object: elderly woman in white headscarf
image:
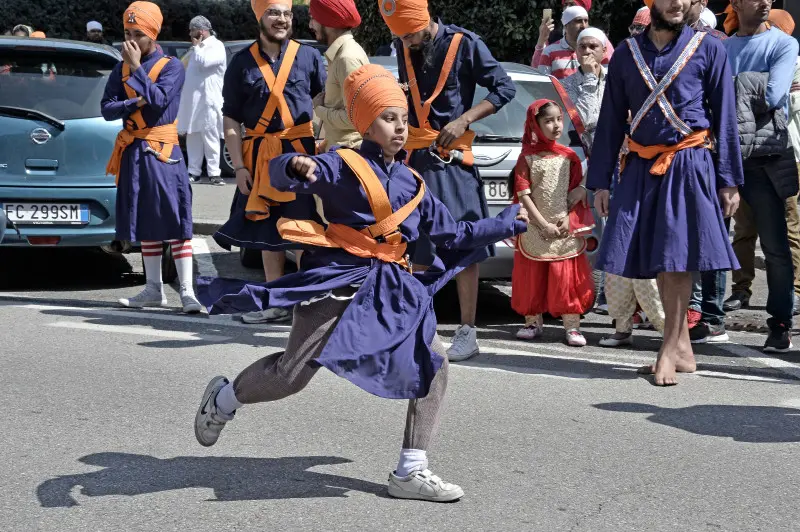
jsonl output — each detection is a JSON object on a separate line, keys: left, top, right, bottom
{"left": 177, "top": 15, "right": 227, "bottom": 185}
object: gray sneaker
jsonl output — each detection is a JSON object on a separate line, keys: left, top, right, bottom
{"left": 210, "top": 176, "right": 226, "bottom": 186}
{"left": 387, "top": 469, "right": 464, "bottom": 502}
{"left": 241, "top": 307, "right": 292, "bottom": 324}
{"left": 194, "top": 376, "right": 234, "bottom": 447}
{"left": 180, "top": 288, "right": 203, "bottom": 314}
{"left": 118, "top": 282, "right": 167, "bottom": 308}
{"left": 447, "top": 324, "right": 479, "bottom": 362}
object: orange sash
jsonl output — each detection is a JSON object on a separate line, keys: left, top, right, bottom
{"left": 625, "top": 129, "right": 714, "bottom": 176}
{"left": 277, "top": 149, "right": 426, "bottom": 270}
{"left": 106, "top": 57, "right": 178, "bottom": 184}
{"left": 402, "top": 33, "right": 475, "bottom": 166}
{"left": 243, "top": 40, "right": 316, "bottom": 221}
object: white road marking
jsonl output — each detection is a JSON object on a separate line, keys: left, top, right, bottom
{"left": 48, "top": 321, "right": 230, "bottom": 341}
{"left": 715, "top": 342, "right": 800, "bottom": 380}
{"left": 191, "top": 237, "right": 218, "bottom": 278}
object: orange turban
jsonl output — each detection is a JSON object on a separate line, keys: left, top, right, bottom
{"left": 344, "top": 64, "right": 408, "bottom": 135}
{"left": 252, "top": 0, "right": 293, "bottom": 21}
{"left": 123, "top": 1, "right": 163, "bottom": 40}
{"left": 379, "top": 0, "right": 430, "bottom": 36}
{"left": 768, "top": 9, "right": 795, "bottom": 35}
{"left": 644, "top": 0, "right": 652, "bottom": 7}
{"left": 30, "top": 31, "right": 46, "bottom": 38}
{"left": 723, "top": 4, "right": 739, "bottom": 34}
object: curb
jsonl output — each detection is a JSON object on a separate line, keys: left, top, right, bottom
{"left": 194, "top": 220, "right": 224, "bottom": 236}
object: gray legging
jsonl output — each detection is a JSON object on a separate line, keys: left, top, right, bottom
{"left": 233, "top": 290, "right": 449, "bottom": 451}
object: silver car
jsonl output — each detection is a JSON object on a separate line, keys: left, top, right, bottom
{"left": 369, "top": 57, "right": 601, "bottom": 279}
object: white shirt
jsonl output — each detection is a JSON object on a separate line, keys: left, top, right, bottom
{"left": 177, "top": 35, "right": 227, "bottom": 136}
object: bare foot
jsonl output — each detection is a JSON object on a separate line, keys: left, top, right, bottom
{"left": 636, "top": 350, "right": 697, "bottom": 381}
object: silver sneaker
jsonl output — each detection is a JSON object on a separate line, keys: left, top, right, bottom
{"left": 387, "top": 469, "right": 464, "bottom": 502}
{"left": 194, "top": 376, "right": 234, "bottom": 447}
{"left": 118, "top": 282, "right": 167, "bottom": 308}
{"left": 180, "top": 288, "right": 203, "bottom": 314}
{"left": 447, "top": 324, "right": 479, "bottom": 362}
{"left": 240, "top": 307, "right": 292, "bottom": 324}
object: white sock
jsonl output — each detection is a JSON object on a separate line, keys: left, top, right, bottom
{"left": 215, "top": 382, "right": 243, "bottom": 415}
{"left": 170, "top": 240, "right": 194, "bottom": 294}
{"left": 396, "top": 448, "right": 428, "bottom": 477}
{"left": 141, "top": 241, "right": 163, "bottom": 286}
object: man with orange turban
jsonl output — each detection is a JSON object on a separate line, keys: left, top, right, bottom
{"left": 308, "top": 0, "right": 369, "bottom": 150}
{"left": 380, "top": 0, "right": 516, "bottom": 362}
{"left": 101, "top": 1, "right": 201, "bottom": 314}
{"left": 193, "top": 63, "right": 528, "bottom": 502}
{"left": 712, "top": 2, "right": 800, "bottom": 353}
{"left": 588, "top": 0, "right": 743, "bottom": 385}
{"left": 214, "top": 0, "right": 326, "bottom": 324}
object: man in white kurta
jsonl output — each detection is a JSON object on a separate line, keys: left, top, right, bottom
{"left": 177, "top": 16, "right": 227, "bottom": 185}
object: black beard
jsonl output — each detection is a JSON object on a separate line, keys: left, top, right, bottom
{"left": 259, "top": 20, "right": 292, "bottom": 43}
{"left": 409, "top": 31, "right": 436, "bottom": 68}
{"left": 650, "top": 3, "right": 686, "bottom": 32}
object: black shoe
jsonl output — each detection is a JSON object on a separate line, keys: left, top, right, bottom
{"left": 690, "top": 322, "right": 730, "bottom": 344}
{"left": 763, "top": 325, "right": 793, "bottom": 354}
{"left": 189, "top": 175, "right": 203, "bottom": 183}
{"left": 723, "top": 292, "right": 750, "bottom": 312}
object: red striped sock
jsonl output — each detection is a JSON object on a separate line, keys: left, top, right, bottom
{"left": 169, "top": 239, "right": 194, "bottom": 291}
{"left": 141, "top": 240, "right": 163, "bottom": 285}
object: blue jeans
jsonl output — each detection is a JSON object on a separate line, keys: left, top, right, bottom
{"left": 739, "top": 165, "right": 795, "bottom": 329}
{"left": 689, "top": 270, "right": 727, "bottom": 325}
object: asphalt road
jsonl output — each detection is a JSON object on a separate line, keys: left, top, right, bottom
{"left": 3, "top": 241, "right": 800, "bottom": 531}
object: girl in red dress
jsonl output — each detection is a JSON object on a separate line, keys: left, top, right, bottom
{"left": 511, "top": 100, "right": 595, "bottom": 346}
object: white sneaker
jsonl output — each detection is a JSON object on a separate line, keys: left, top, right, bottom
{"left": 387, "top": 469, "right": 464, "bottom": 502}
{"left": 194, "top": 376, "right": 234, "bottom": 447}
{"left": 180, "top": 287, "right": 203, "bottom": 314}
{"left": 516, "top": 325, "right": 542, "bottom": 340}
{"left": 118, "top": 282, "right": 167, "bottom": 308}
{"left": 241, "top": 307, "right": 292, "bottom": 324}
{"left": 447, "top": 324, "right": 479, "bottom": 362}
{"left": 566, "top": 329, "right": 587, "bottom": 347}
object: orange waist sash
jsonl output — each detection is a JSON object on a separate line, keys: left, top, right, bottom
{"left": 105, "top": 121, "right": 179, "bottom": 184}
{"left": 624, "top": 129, "right": 714, "bottom": 176}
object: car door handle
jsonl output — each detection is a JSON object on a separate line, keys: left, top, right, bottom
{"left": 25, "top": 159, "right": 59, "bottom": 170}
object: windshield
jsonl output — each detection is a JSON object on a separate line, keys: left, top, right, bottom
{"left": 473, "top": 79, "right": 576, "bottom": 147}
{"left": 0, "top": 49, "right": 117, "bottom": 120}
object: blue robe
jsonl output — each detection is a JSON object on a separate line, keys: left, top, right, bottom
{"left": 395, "top": 21, "right": 516, "bottom": 266}
{"left": 586, "top": 26, "right": 744, "bottom": 278}
{"left": 101, "top": 50, "right": 192, "bottom": 242}
{"left": 198, "top": 141, "right": 527, "bottom": 399}
{"left": 215, "top": 40, "right": 326, "bottom": 251}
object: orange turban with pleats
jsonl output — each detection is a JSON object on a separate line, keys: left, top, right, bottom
{"left": 344, "top": 64, "right": 408, "bottom": 135}
{"left": 379, "top": 0, "right": 430, "bottom": 36}
{"left": 768, "top": 9, "right": 795, "bottom": 35}
{"left": 123, "top": 2, "right": 163, "bottom": 40}
{"left": 252, "top": 0, "right": 293, "bottom": 20}
{"left": 30, "top": 31, "right": 46, "bottom": 38}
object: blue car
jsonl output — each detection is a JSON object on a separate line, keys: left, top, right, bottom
{"left": 0, "top": 36, "right": 121, "bottom": 248}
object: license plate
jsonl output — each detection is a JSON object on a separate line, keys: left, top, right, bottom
{"left": 3, "top": 203, "right": 89, "bottom": 225}
{"left": 483, "top": 179, "right": 510, "bottom": 202}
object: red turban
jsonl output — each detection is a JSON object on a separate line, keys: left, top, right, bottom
{"left": 564, "top": 0, "right": 592, "bottom": 9}
{"left": 379, "top": 0, "right": 430, "bottom": 36}
{"left": 310, "top": 0, "right": 361, "bottom": 29}
{"left": 632, "top": 6, "right": 650, "bottom": 26}
{"left": 123, "top": 1, "right": 163, "bottom": 40}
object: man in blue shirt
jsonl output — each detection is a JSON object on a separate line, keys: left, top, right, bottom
{"left": 722, "top": 0, "right": 799, "bottom": 352}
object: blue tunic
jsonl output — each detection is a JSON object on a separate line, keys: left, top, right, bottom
{"left": 101, "top": 50, "right": 192, "bottom": 242}
{"left": 586, "top": 26, "right": 744, "bottom": 279}
{"left": 395, "top": 21, "right": 516, "bottom": 266}
{"left": 198, "top": 141, "right": 526, "bottom": 399}
{"left": 215, "top": 40, "right": 327, "bottom": 251}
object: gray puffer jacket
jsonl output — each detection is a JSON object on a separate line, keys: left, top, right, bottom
{"left": 735, "top": 71, "right": 789, "bottom": 159}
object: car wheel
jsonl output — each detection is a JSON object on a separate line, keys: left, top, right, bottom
{"left": 239, "top": 247, "right": 263, "bottom": 269}
{"left": 220, "top": 140, "right": 235, "bottom": 177}
{"left": 162, "top": 243, "right": 178, "bottom": 284}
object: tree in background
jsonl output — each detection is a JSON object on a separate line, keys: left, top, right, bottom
{"left": 3, "top": 0, "right": 642, "bottom": 61}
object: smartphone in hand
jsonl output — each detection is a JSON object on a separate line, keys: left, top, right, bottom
{"left": 543, "top": 8, "right": 552, "bottom": 22}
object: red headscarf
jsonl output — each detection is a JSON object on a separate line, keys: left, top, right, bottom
{"left": 514, "top": 100, "right": 592, "bottom": 232}
{"left": 565, "top": 0, "right": 592, "bottom": 9}
{"left": 310, "top": 0, "right": 361, "bottom": 29}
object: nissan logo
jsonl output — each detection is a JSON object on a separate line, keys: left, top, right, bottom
{"left": 30, "top": 128, "right": 52, "bottom": 145}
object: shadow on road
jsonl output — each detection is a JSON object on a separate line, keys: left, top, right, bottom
{"left": 593, "top": 402, "right": 800, "bottom": 442}
{"left": 37, "top": 453, "right": 386, "bottom": 508}
{"left": 459, "top": 354, "right": 640, "bottom": 381}
{"left": 0, "top": 248, "right": 141, "bottom": 291}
